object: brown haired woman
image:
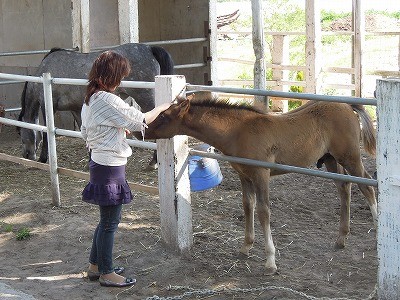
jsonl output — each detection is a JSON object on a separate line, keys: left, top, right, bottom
{"left": 81, "top": 50, "right": 170, "bottom": 287}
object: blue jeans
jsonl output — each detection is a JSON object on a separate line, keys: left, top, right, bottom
{"left": 89, "top": 204, "right": 122, "bottom": 274}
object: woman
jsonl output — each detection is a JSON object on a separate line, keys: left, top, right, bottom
{"left": 81, "top": 50, "right": 170, "bottom": 287}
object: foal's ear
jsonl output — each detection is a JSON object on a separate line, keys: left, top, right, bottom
{"left": 178, "top": 99, "right": 190, "bottom": 118}
{"left": 186, "top": 93, "right": 195, "bottom": 101}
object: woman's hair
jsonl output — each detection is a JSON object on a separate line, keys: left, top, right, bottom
{"left": 85, "top": 51, "right": 131, "bottom": 104}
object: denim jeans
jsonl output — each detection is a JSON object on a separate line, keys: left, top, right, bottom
{"left": 89, "top": 204, "right": 122, "bottom": 274}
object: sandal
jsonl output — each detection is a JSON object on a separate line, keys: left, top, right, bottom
{"left": 99, "top": 277, "right": 136, "bottom": 287}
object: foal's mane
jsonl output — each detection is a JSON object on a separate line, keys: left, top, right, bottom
{"left": 190, "top": 97, "right": 268, "bottom": 115}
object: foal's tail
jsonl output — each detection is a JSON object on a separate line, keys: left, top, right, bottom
{"left": 151, "top": 46, "right": 174, "bottom": 75}
{"left": 351, "top": 104, "right": 376, "bottom": 156}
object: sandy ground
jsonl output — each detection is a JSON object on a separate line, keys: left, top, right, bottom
{"left": 0, "top": 120, "right": 378, "bottom": 300}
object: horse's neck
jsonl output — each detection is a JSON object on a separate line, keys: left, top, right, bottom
{"left": 182, "top": 106, "right": 242, "bottom": 151}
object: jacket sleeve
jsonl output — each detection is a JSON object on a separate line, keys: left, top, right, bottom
{"left": 100, "top": 94, "right": 146, "bottom": 132}
{"left": 80, "top": 104, "right": 88, "bottom": 141}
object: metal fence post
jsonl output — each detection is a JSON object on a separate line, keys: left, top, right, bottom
{"left": 42, "top": 72, "right": 61, "bottom": 206}
{"left": 376, "top": 78, "right": 400, "bottom": 299}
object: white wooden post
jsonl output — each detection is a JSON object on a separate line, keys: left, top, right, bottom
{"left": 118, "top": 0, "right": 139, "bottom": 43}
{"left": 155, "top": 75, "right": 193, "bottom": 253}
{"left": 271, "top": 35, "right": 289, "bottom": 112}
{"left": 208, "top": 0, "right": 218, "bottom": 85}
{"left": 305, "top": 0, "right": 322, "bottom": 93}
{"left": 376, "top": 78, "right": 400, "bottom": 299}
{"left": 251, "top": 0, "right": 267, "bottom": 105}
{"left": 71, "top": 0, "right": 90, "bottom": 53}
{"left": 42, "top": 73, "right": 61, "bottom": 207}
{"left": 352, "top": 0, "right": 365, "bottom": 97}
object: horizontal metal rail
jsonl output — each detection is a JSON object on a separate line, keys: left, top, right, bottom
{"left": 0, "top": 116, "right": 46, "bottom": 132}
{"left": 0, "top": 48, "right": 78, "bottom": 57}
{"left": 0, "top": 116, "right": 156, "bottom": 150}
{"left": 189, "top": 149, "right": 377, "bottom": 187}
{"left": 2, "top": 112, "right": 375, "bottom": 187}
{"left": 0, "top": 73, "right": 43, "bottom": 83}
{"left": 186, "top": 84, "right": 377, "bottom": 106}
{"left": 0, "top": 71, "right": 377, "bottom": 189}
{"left": 51, "top": 77, "right": 156, "bottom": 89}
{"left": 5, "top": 108, "right": 21, "bottom": 112}
{"left": 0, "top": 80, "right": 25, "bottom": 85}
{"left": 175, "top": 63, "right": 207, "bottom": 69}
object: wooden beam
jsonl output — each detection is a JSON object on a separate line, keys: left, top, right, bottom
{"left": 71, "top": 0, "right": 90, "bottom": 52}
{"left": 353, "top": 0, "right": 365, "bottom": 97}
{"left": 0, "top": 152, "right": 158, "bottom": 196}
{"left": 118, "top": 0, "right": 139, "bottom": 43}
{"left": 305, "top": 0, "right": 322, "bottom": 93}
{"left": 251, "top": 0, "right": 267, "bottom": 105}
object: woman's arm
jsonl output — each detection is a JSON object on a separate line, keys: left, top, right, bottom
{"left": 143, "top": 102, "right": 171, "bottom": 124}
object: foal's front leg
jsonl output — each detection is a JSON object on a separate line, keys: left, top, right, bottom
{"left": 254, "top": 169, "right": 277, "bottom": 274}
{"left": 238, "top": 175, "right": 256, "bottom": 256}
{"left": 238, "top": 169, "right": 277, "bottom": 274}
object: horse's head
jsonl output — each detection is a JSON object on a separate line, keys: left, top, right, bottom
{"left": 134, "top": 98, "right": 190, "bottom": 140}
{"left": 17, "top": 87, "right": 42, "bottom": 161}
{"left": 18, "top": 113, "right": 42, "bottom": 160}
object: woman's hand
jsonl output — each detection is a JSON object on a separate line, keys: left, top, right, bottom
{"left": 144, "top": 102, "right": 172, "bottom": 125}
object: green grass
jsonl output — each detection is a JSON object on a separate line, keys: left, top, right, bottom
{"left": 16, "top": 228, "right": 32, "bottom": 240}
{"left": 0, "top": 222, "right": 14, "bottom": 232}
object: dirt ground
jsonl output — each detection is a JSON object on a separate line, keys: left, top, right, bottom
{"left": 0, "top": 124, "right": 378, "bottom": 300}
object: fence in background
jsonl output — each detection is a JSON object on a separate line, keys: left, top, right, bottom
{"left": 0, "top": 72, "right": 398, "bottom": 298}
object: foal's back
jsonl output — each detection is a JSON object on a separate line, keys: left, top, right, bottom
{"left": 242, "top": 101, "right": 362, "bottom": 169}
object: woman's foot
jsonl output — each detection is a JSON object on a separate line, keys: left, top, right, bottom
{"left": 87, "top": 264, "right": 125, "bottom": 281}
{"left": 99, "top": 272, "right": 136, "bottom": 287}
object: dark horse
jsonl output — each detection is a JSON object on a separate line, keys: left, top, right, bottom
{"left": 18, "top": 43, "right": 174, "bottom": 166}
{"left": 135, "top": 96, "right": 377, "bottom": 274}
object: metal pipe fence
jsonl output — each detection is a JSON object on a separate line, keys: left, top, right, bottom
{"left": 0, "top": 72, "right": 378, "bottom": 206}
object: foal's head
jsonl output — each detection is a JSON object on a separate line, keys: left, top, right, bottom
{"left": 137, "top": 95, "right": 266, "bottom": 140}
{"left": 139, "top": 98, "right": 190, "bottom": 140}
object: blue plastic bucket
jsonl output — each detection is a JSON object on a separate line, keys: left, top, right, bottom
{"left": 189, "top": 144, "right": 223, "bottom": 192}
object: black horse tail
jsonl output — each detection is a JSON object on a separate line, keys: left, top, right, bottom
{"left": 151, "top": 46, "right": 174, "bottom": 75}
{"left": 16, "top": 81, "right": 28, "bottom": 135}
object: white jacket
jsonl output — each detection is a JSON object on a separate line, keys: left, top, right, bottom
{"left": 81, "top": 91, "right": 145, "bottom": 166}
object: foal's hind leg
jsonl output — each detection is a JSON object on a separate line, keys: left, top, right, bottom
{"left": 345, "top": 161, "right": 377, "bottom": 227}
{"left": 357, "top": 170, "right": 377, "bottom": 227}
{"left": 323, "top": 155, "right": 352, "bottom": 248}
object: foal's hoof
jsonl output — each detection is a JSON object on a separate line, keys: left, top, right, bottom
{"left": 264, "top": 266, "right": 278, "bottom": 276}
{"left": 144, "top": 163, "right": 158, "bottom": 172}
{"left": 239, "top": 245, "right": 252, "bottom": 256}
{"left": 334, "top": 238, "right": 346, "bottom": 250}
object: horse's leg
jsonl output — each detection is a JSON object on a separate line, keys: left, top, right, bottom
{"left": 323, "top": 155, "right": 352, "bottom": 248}
{"left": 38, "top": 134, "right": 48, "bottom": 163}
{"left": 38, "top": 105, "right": 48, "bottom": 163}
{"left": 254, "top": 168, "right": 276, "bottom": 274}
{"left": 71, "top": 110, "right": 82, "bottom": 130}
{"left": 343, "top": 159, "right": 377, "bottom": 228}
{"left": 357, "top": 170, "right": 377, "bottom": 227}
{"left": 145, "top": 149, "right": 158, "bottom": 171}
{"left": 238, "top": 174, "right": 256, "bottom": 256}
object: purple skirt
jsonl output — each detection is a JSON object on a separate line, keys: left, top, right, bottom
{"left": 82, "top": 160, "right": 133, "bottom": 206}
